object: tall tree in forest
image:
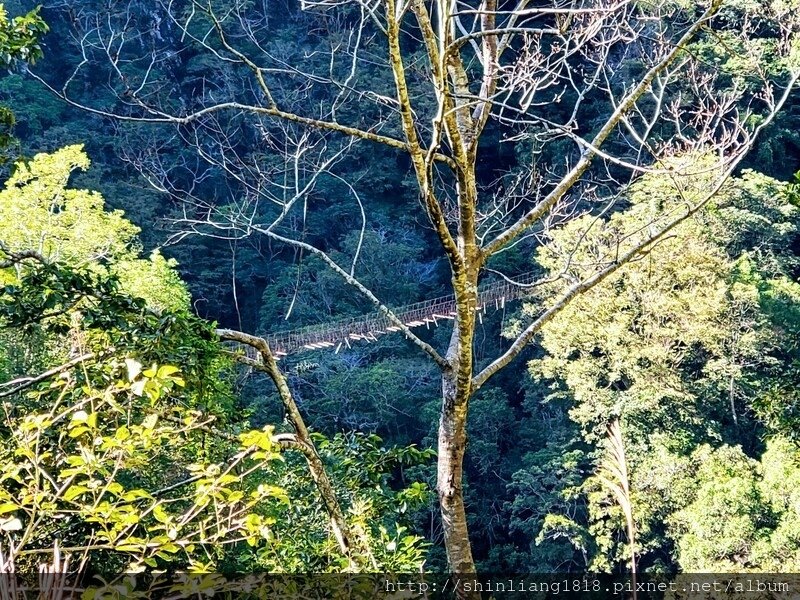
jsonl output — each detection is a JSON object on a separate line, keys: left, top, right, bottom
{"left": 30, "top": 0, "right": 800, "bottom": 575}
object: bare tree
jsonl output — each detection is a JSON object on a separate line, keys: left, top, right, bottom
{"left": 30, "top": 0, "right": 800, "bottom": 576}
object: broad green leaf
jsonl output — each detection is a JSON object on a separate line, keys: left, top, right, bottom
{"left": 152, "top": 503, "right": 170, "bottom": 524}
{"left": 64, "top": 486, "right": 90, "bottom": 502}
{"left": 0, "top": 502, "right": 18, "bottom": 515}
{"left": 156, "top": 365, "right": 180, "bottom": 378}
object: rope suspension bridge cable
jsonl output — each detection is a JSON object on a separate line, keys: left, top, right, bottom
{"left": 258, "top": 271, "right": 542, "bottom": 359}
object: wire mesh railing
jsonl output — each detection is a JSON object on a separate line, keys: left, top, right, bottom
{"left": 262, "top": 271, "right": 541, "bottom": 358}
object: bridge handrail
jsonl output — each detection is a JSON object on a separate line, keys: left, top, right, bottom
{"left": 262, "top": 270, "right": 540, "bottom": 355}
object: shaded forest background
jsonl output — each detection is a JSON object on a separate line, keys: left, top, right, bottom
{"left": 0, "top": 0, "right": 800, "bottom": 577}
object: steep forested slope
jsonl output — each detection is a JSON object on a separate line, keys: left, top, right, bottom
{"left": 0, "top": 0, "right": 799, "bottom": 580}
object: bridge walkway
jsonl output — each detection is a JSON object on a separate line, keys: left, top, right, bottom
{"left": 261, "top": 271, "right": 540, "bottom": 358}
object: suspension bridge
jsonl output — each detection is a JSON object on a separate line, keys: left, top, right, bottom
{"left": 263, "top": 271, "right": 540, "bottom": 359}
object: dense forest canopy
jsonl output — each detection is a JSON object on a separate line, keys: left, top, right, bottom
{"left": 0, "top": 0, "right": 799, "bottom": 594}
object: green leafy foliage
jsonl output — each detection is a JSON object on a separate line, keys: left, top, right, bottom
{"left": 518, "top": 159, "right": 800, "bottom": 572}
{"left": 670, "top": 438, "right": 800, "bottom": 571}
{"left": 0, "top": 146, "right": 431, "bottom": 575}
{"left": 0, "top": 5, "right": 48, "bottom": 166}
{"left": 0, "top": 5, "right": 47, "bottom": 66}
{"left": 0, "top": 145, "right": 189, "bottom": 313}
{"left": 0, "top": 0, "right": 798, "bottom": 575}
{"left": 0, "top": 356, "right": 288, "bottom": 574}
{"left": 256, "top": 432, "right": 432, "bottom": 572}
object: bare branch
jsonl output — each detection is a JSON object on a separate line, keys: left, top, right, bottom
{"left": 0, "top": 354, "right": 96, "bottom": 399}
{"left": 473, "top": 69, "right": 800, "bottom": 390}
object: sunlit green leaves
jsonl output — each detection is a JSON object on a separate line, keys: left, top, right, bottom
{"left": 0, "top": 355, "right": 291, "bottom": 573}
{"left": 0, "top": 146, "right": 190, "bottom": 314}
{"left": 524, "top": 159, "right": 800, "bottom": 572}
{"left": 0, "top": 5, "right": 47, "bottom": 67}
